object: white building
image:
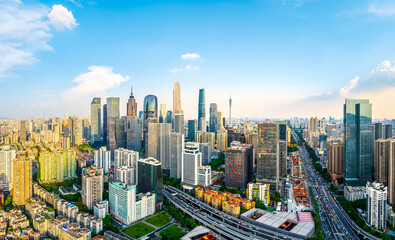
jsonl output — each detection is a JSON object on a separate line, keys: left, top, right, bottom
{"left": 197, "top": 166, "right": 211, "bottom": 187}
{"left": 135, "top": 192, "right": 156, "bottom": 220}
{"left": 114, "top": 148, "right": 139, "bottom": 182}
{"left": 366, "top": 181, "right": 387, "bottom": 230}
{"left": 0, "top": 146, "right": 16, "bottom": 191}
{"left": 115, "top": 166, "right": 135, "bottom": 185}
{"left": 344, "top": 186, "right": 366, "bottom": 202}
{"left": 94, "top": 200, "right": 108, "bottom": 219}
{"left": 94, "top": 147, "right": 111, "bottom": 174}
{"left": 182, "top": 142, "right": 202, "bottom": 186}
{"left": 82, "top": 166, "right": 103, "bottom": 210}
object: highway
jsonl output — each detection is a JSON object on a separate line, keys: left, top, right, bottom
{"left": 292, "top": 130, "right": 379, "bottom": 240}
{"left": 164, "top": 185, "right": 307, "bottom": 240}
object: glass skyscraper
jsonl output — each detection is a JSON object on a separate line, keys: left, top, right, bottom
{"left": 343, "top": 99, "right": 373, "bottom": 186}
{"left": 198, "top": 88, "right": 206, "bottom": 131}
{"left": 90, "top": 97, "right": 101, "bottom": 143}
{"left": 209, "top": 103, "right": 218, "bottom": 133}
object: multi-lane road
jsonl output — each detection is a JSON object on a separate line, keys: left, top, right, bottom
{"left": 164, "top": 185, "right": 307, "bottom": 240}
{"left": 292, "top": 130, "right": 379, "bottom": 240}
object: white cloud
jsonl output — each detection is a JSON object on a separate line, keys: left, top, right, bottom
{"left": 63, "top": 66, "right": 129, "bottom": 99}
{"left": 48, "top": 4, "right": 78, "bottom": 30}
{"left": 367, "top": 1, "right": 395, "bottom": 16}
{"left": 185, "top": 64, "right": 200, "bottom": 71}
{"left": 181, "top": 53, "right": 201, "bottom": 60}
{"left": 340, "top": 76, "right": 359, "bottom": 96}
{"left": 0, "top": 1, "right": 77, "bottom": 78}
{"left": 169, "top": 68, "right": 184, "bottom": 73}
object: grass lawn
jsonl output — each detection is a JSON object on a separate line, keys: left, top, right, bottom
{"left": 159, "top": 224, "right": 186, "bottom": 240}
{"left": 145, "top": 212, "right": 172, "bottom": 227}
{"left": 122, "top": 222, "right": 155, "bottom": 239}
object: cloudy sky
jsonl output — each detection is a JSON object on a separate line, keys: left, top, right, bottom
{"left": 1, "top": 0, "right": 395, "bottom": 120}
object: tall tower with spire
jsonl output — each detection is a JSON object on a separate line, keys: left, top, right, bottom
{"left": 127, "top": 86, "right": 137, "bottom": 116}
{"left": 229, "top": 93, "right": 232, "bottom": 127}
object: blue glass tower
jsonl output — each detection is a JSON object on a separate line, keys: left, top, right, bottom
{"left": 198, "top": 88, "right": 205, "bottom": 131}
{"left": 343, "top": 99, "right": 373, "bottom": 186}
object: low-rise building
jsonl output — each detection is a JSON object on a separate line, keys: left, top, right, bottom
{"left": 246, "top": 182, "right": 270, "bottom": 206}
{"left": 344, "top": 186, "right": 366, "bottom": 201}
{"left": 94, "top": 200, "right": 109, "bottom": 219}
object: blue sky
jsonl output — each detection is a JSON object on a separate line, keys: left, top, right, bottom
{"left": 1, "top": 0, "right": 395, "bottom": 119}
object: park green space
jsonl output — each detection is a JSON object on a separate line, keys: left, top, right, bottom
{"left": 122, "top": 222, "right": 155, "bottom": 239}
{"left": 159, "top": 224, "right": 186, "bottom": 240}
{"left": 145, "top": 212, "right": 172, "bottom": 227}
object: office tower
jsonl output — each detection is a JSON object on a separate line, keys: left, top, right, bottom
{"left": 366, "top": 182, "right": 387, "bottom": 230}
{"left": 107, "top": 97, "right": 120, "bottom": 119}
{"left": 170, "top": 132, "right": 184, "bottom": 178}
{"left": 115, "top": 118, "right": 126, "bottom": 149}
{"left": 373, "top": 123, "right": 383, "bottom": 140}
{"left": 159, "top": 104, "right": 166, "bottom": 123}
{"left": 90, "top": 98, "right": 101, "bottom": 143}
{"left": 13, "top": 156, "right": 32, "bottom": 206}
{"left": 115, "top": 166, "right": 135, "bottom": 185}
{"left": 227, "top": 128, "right": 247, "bottom": 145}
{"left": 374, "top": 139, "right": 389, "bottom": 184}
{"left": 62, "top": 136, "right": 71, "bottom": 149}
{"left": 127, "top": 86, "right": 137, "bottom": 117}
{"left": 19, "top": 120, "right": 26, "bottom": 143}
{"left": 309, "top": 117, "right": 318, "bottom": 133}
{"left": 173, "top": 81, "right": 181, "bottom": 112}
{"left": 143, "top": 95, "right": 158, "bottom": 151}
{"left": 343, "top": 99, "right": 373, "bottom": 186}
{"left": 217, "top": 127, "right": 228, "bottom": 152}
{"left": 82, "top": 118, "right": 90, "bottom": 140}
{"left": 109, "top": 182, "right": 136, "bottom": 225}
{"left": 225, "top": 142, "right": 254, "bottom": 191}
{"left": 278, "top": 123, "right": 287, "bottom": 141}
{"left": 229, "top": 93, "right": 232, "bottom": 127}
{"left": 200, "top": 131, "right": 216, "bottom": 150}
{"left": 126, "top": 116, "right": 141, "bottom": 152}
{"left": 82, "top": 166, "right": 103, "bottom": 210}
{"left": 187, "top": 120, "right": 197, "bottom": 141}
{"left": 197, "top": 166, "right": 212, "bottom": 187}
{"left": 114, "top": 148, "right": 139, "bottom": 183}
{"left": 70, "top": 116, "right": 83, "bottom": 145}
{"left": 387, "top": 140, "right": 395, "bottom": 205}
{"left": 39, "top": 149, "right": 77, "bottom": 183}
{"left": 248, "top": 132, "right": 258, "bottom": 169}
{"left": 0, "top": 146, "right": 15, "bottom": 192}
{"left": 385, "top": 124, "right": 393, "bottom": 139}
{"left": 182, "top": 142, "right": 202, "bottom": 186}
{"left": 199, "top": 142, "right": 212, "bottom": 165}
{"left": 94, "top": 147, "right": 111, "bottom": 174}
{"left": 137, "top": 158, "right": 163, "bottom": 208}
{"left": 256, "top": 122, "right": 283, "bottom": 190}
{"left": 103, "top": 104, "right": 107, "bottom": 144}
{"left": 147, "top": 122, "right": 171, "bottom": 172}
{"left": 278, "top": 140, "right": 287, "bottom": 177}
{"left": 198, "top": 88, "right": 206, "bottom": 131}
{"left": 166, "top": 110, "right": 172, "bottom": 124}
{"left": 174, "top": 110, "right": 184, "bottom": 134}
{"left": 106, "top": 97, "right": 120, "bottom": 152}
{"left": 217, "top": 111, "right": 223, "bottom": 129}
{"left": 327, "top": 140, "right": 344, "bottom": 181}
{"left": 209, "top": 103, "right": 218, "bottom": 133}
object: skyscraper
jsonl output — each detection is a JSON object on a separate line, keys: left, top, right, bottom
{"left": 366, "top": 181, "right": 387, "bottom": 229}
{"left": 70, "top": 116, "right": 83, "bottom": 146}
{"left": 229, "top": 93, "right": 232, "bottom": 127}
{"left": 387, "top": 140, "right": 395, "bottom": 205}
{"left": 126, "top": 116, "right": 141, "bottom": 152}
{"left": 209, "top": 103, "right": 218, "bottom": 133}
{"left": 373, "top": 123, "right": 383, "bottom": 140}
{"left": 147, "top": 122, "right": 171, "bottom": 173}
{"left": 91, "top": 98, "right": 101, "bottom": 143}
{"left": 182, "top": 142, "right": 202, "bottom": 186}
{"left": 137, "top": 158, "right": 163, "bottom": 209}
{"left": 106, "top": 97, "right": 120, "bottom": 152}
{"left": 327, "top": 140, "right": 344, "bottom": 181}
{"left": 173, "top": 81, "right": 181, "bottom": 112}
{"left": 187, "top": 120, "right": 197, "bottom": 141}
{"left": 198, "top": 88, "right": 206, "bottom": 131}
{"left": 143, "top": 95, "right": 158, "bottom": 151}
{"left": 225, "top": 142, "right": 254, "bottom": 191}
{"left": 343, "top": 99, "right": 373, "bottom": 186}
{"left": 217, "top": 127, "right": 228, "bottom": 152}
{"left": 103, "top": 104, "right": 107, "bottom": 144}
{"left": 19, "top": 120, "right": 26, "bottom": 143}
{"left": 94, "top": 147, "right": 111, "bottom": 174}
{"left": 13, "top": 156, "right": 32, "bottom": 206}
{"left": 174, "top": 110, "right": 184, "bottom": 134}
{"left": 127, "top": 86, "right": 137, "bottom": 116}
{"left": 82, "top": 166, "right": 103, "bottom": 210}
{"left": 159, "top": 104, "right": 166, "bottom": 123}
{"left": 166, "top": 110, "right": 172, "bottom": 125}
{"left": 170, "top": 132, "right": 184, "bottom": 178}
{"left": 107, "top": 97, "right": 120, "bottom": 119}
{"left": 0, "top": 146, "right": 15, "bottom": 191}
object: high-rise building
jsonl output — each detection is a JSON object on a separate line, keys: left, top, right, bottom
{"left": 166, "top": 110, "right": 172, "bottom": 125}
{"left": 170, "top": 132, "right": 184, "bottom": 178}
{"left": 216, "top": 127, "right": 228, "bottom": 152}
{"left": 385, "top": 124, "right": 393, "bottom": 139}
{"left": 126, "top": 86, "right": 137, "bottom": 117}
{"left": 114, "top": 148, "right": 139, "bottom": 184}
{"left": 309, "top": 117, "right": 318, "bottom": 133}
{"left": 137, "top": 158, "right": 163, "bottom": 209}
{"left": 187, "top": 120, "right": 197, "bottom": 141}
{"left": 327, "top": 140, "right": 344, "bottom": 181}
{"left": 0, "top": 146, "right": 16, "bottom": 191}
{"left": 126, "top": 116, "right": 141, "bottom": 152}
{"left": 39, "top": 149, "right": 77, "bottom": 183}
{"left": 225, "top": 142, "right": 254, "bottom": 191}
{"left": 246, "top": 183, "right": 270, "bottom": 206}
{"left": 387, "top": 140, "right": 395, "bottom": 205}
{"left": 373, "top": 123, "right": 383, "bottom": 140}
{"left": 13, "top": 156, "right": 32, "bottom": 206}
{"left": 159, "top": 104, "right": 166, "bottom": 123}
{"left": 19, "top": 120, "right": 27, "bottom": 143}
{"left": 366, "top": 181, "right": 387, "bottom": 229}
{"left": 94, "top": 147, "right": 111, "bottom": 174}
{"left": 174, "top": 110, "right": 184, "bottom": 134}
{"left": 198, "top": 88, "right": 206, "bottom": 131}
{"left": 182, "top": 142, "right": 202, "bottom": 186}
{"left": 228, "top": 93, "right": 232, "bottom": 127}
{"left": 199, "top": 142, "right": 212, "bottom": 165}
{"left": 103, "top": 104, "right": 107, "bottom": 144}
{"left": 107, "top": 97, "right": 120, "bottom": 119}
{"left": 115, "top": 166, "right": 135, "bottom": 185}
{"left": 343, "top": 99, "right": 373, "bottom": 186}
{"left": 173, "top": 81, "right": 181, "bottom": 112}
{"left": 256, "top": 122, "right": 283, "bottom": 190}
{"left": 70, "top": 116, "right": 83, "bottom": 145}
{"left": 209, "top": 103, "right": 218, "bottom": 133}
{"left": 143, "top": 95, "right": 158, "bottom": 152}
{"left": 217, "top": 111, "right": 223, "bottom": 129}
{"left": 82, "top": 166, "right": 103, "bottom": 210}
{"left": 147, "top": 122, "right": 171, "bottom": 172}
{"left": 91, "top": 98, "right": 101, "bottom": 143}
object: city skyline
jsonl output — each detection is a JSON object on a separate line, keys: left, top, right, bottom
{"left": 1, "top": 0, "right": 395, "bottom": 120}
